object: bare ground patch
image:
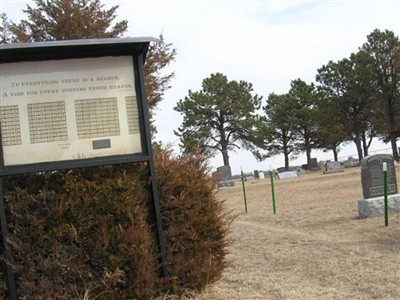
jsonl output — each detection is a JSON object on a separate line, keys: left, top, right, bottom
{"left": 191, "top": 166, "right": 400, "bottom": 300}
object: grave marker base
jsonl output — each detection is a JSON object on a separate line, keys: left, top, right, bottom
{"left": 358, "top": 194, "right": 400, "bottom": 219}
{"left": 218, "top": 180, "right": 235, "bottom": 188}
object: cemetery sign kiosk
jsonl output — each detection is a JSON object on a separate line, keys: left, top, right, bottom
{"left": 0, "top": 37, "right": 168, "bottom": 298}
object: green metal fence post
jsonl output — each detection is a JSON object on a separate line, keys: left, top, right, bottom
{"left": 241, "top": 169, "right": 248, "bottom": 213}
{"left": 383, "top": 162, "right": 389, "bottom": 226}
{"left": 270, "top": 170, "right": 277, "bottom": 214}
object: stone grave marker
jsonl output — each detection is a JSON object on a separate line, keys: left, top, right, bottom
{"left": 218, "top": 180, "right": 235, "bottom": 188}
{"left": 361, "top": 154, "right": 397, "bottom": 199}
{"left": 278, "top": 171, "right": 299, "bottom": 180}
{"left": 309, "top": 158, "right": 319, "bottom": 170}
{"left": 347, "top": 156, "right": 359, "bottom": 167}
{"left": 324, "top": 161, "right": 343, "bottom": 174}
{"left": 217, "top": 165, "right": 232, "bottom": 180}
{"left": 216, "top": 165, "right": 235, "bottom": 188}
{"left": 253, "top": 170, "right": 260, "bottom": 180}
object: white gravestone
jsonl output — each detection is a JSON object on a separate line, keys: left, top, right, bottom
{"left": 278, "top": 171, "right": 299, "bottom": 180}
{"left": 324, "top": 161, "right": 343, "bottom": 174}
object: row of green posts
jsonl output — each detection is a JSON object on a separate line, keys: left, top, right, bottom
{"left": 240, "top": 165, "right": 390, "bottom": 226}
{"left": 240, "top": 168, "right": 276, "bottom": 214}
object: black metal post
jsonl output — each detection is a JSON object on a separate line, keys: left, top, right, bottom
{"left": 0, "top": 178, "right": 17, "bottom": 299}
{"left": 137, "top": 53, "right": 170, "bottom": 288}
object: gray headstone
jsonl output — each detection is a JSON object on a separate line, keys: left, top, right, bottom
{"left": 216, "top": 165, "right": 232, "bottom": 181}
{"left": 309, "top": 158, "right": 318, "bottom": 169}
{"left": 361, "top": 154, "right": 397, "bottom": 199}
{"left": 278, "top": 171, "right": 299, "bottom": 180}
{"left": 347, "top": 156, "right": 359, "bottom": 167}
{"left": 218, "top": 180, "right": 235, "bottom": 188}
{"left": 298, "top": 168, "right": 306, "bottom": 175}
{"left": 253, "top": 170, "right": 260, "bottom": 180}
{"left": 324, "top": 161, "right": 342, "bottom": 174}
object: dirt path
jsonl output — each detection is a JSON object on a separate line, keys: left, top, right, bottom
{"left": 192, "top": 166, "right": 400, "bottom": 300}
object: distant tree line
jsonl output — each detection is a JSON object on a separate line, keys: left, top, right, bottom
{"left": 176, "top": 29, "right": 399, "bottom": 169}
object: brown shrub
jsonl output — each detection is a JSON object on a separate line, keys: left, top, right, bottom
{"left": 0, "top": 149, "right": 233, "bottom": 299}
{"left": 3, "top": 165, "right": 160, "bottom": 299}
{"left": 156, "top": 150, "right": 233, "bottom": 295}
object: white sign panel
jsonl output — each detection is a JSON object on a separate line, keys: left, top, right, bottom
{"left": 0, "top": 56, "right": 142, "bottom": 166}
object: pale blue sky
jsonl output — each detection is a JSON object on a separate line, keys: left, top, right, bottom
{"left": 1, "top": 0, "right": 399, "bottom": 174}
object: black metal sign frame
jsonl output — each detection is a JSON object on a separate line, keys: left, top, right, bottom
{"left": 0, "top": 38, "right": 169, "bottom": 298}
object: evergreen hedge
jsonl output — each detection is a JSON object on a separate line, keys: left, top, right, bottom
{"left": 0, "top": 149, "right": 233, "bottom": 299}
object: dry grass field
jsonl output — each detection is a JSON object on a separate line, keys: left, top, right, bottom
{"left": 191, "top": 165, "right": 400, "bottom": 300}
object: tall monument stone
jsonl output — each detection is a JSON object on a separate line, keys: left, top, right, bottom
{"left": 361, "top": 154, "right": 397, "bottom": 198}
{"left": 358, "top": 154, "right": 400, "bottom": 218}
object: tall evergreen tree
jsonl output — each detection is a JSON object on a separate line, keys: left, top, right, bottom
{"left": 361, "top": 29, "right": 400, "bottom": 161}
{"left": 316, "top": 51, "right": 378, "bottom": 161}
{"left": 0, "top": 14, "right": 13, "bottom": 44}
{"left": 263, "top": 93, "right": 298, "bottom": 170}
{"left": 6, "top": 0, "right": 128, "bottom": 41}
{"left": 144, "top": 34, "right": 177, "bottom": 120}
{"left": 287, "top": 79, "right": 319, "bottom": 167}
{"left": 313, "top": 90, "right": 348, "bottom": 161}
{"left": 0, "top": 0, "right": 176, "bottom": 117}
{"left": 174, "top": 73, "right": 267, "bottom": 167}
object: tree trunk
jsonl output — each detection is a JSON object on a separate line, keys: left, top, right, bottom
{"left": 221, "top": 148, "right": 230, "bottom": 166}
{"left": 306, "top": 146, "right": 312, "bottom": 167}
{"left": 361, "top": 134, "right": 368, "bottom": 157}
{"left": 354, "top": 139, "right": 363, "bottom": 162}
{"left": 332, "top": 148, "right": 338, "bottom": 162}
{"left": 391, "top": 138, "right": 399, "bottom": 161}
{"left": 219, "top": 121, "right": 230, "bottom": 166}
{"left": 361, "top": 132, "right": 374, "bottom": 157}
{"left": 284, "top": 151, "right": 290, "bottom": 170}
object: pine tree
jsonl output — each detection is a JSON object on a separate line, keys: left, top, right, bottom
{"left": 174, "top": 73, "right": 267, "bottom": 167}
{"left": 0, "top": 0, "right": 176, "bottom": 116}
